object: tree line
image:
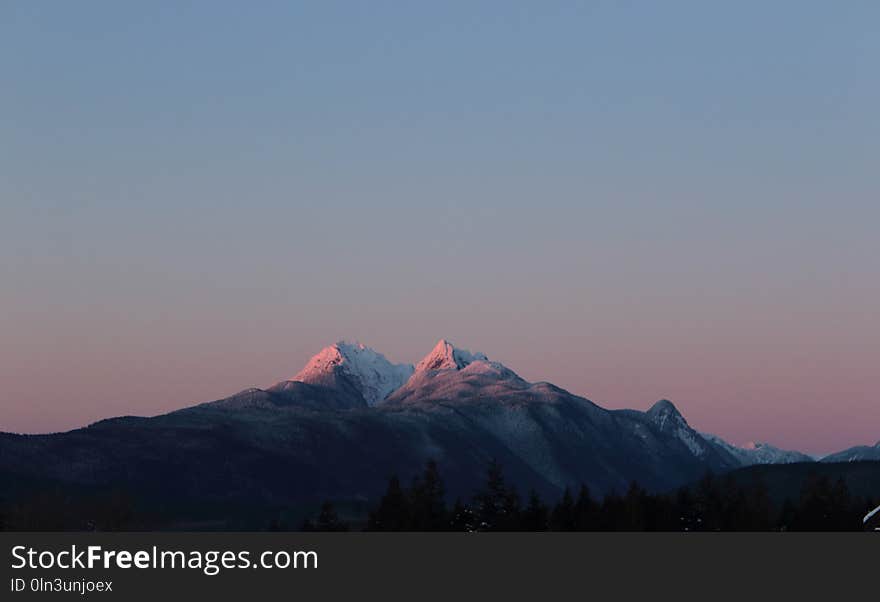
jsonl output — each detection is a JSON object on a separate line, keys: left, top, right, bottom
{"left": 301, "top": 459, "right": 877, "bottom": 531}
{"left": 3, "top": 459, "right": 874, "bottom": 531}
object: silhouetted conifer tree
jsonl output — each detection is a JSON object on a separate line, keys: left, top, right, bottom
{"left": 777, "top": 498, "right": 797, "bottom": 531}
{"left": 719, "top": 476, "right": 749, "bottom": 531}
{"left": 574, "top": 485, "right": 600, "bottom": 531}
{"left": 521, "top": 490, "right": 549, "bottom": 531}
{"left": 796, "top": 474, "right": 834, "bottom": 531}
{"left": 829, "top": 477, "right": 853, "bottom": 531}
{"left": 410, "top": 461, "right": 448, "bottom": 531}
{"left": 500, "top": 485, "right": 523, "bottom": 531}
{"left": 449, "top": 498, "right": 474, "bottom": 532}
{"left": 623, "top": 482, "right": 648, "bottom": 531}
{"left": 550, "top": 488, "right": 576, "bottom": 531}
{"left": 695, "top": 472, "right": 723, "bottom": 531}
{"left": 473, "top": 459, "right": 520, "bottom": 531}
{"left": 600, "top": 490, "right": 627, "bottom": 531}
{"left": 739, "top": 478, "right": 771, "bottom": 530}
{"left": 674, "top": 487, "right": 698, "bottom": 531}
{"left": 367, "top": 475, "right": 411, "bottom": 531}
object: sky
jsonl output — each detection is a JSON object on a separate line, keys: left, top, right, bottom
{"left": 1, "top": 2, "right": 878, "bottom": 455}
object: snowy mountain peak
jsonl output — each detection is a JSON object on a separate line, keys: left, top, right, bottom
{"left": 647, "top": 399, "right": 686, "bottom": 425}
{"left": 700, "top": 433, "right": 813, "bottom": 466}
{"left": 291, "top": 341, "right": 414, "bottom": 406}
{"left": 645, "top": 399, "right": 708, "bottom": 457}
{"left": 415, "top": 339, "right": 488, "bottom": 373}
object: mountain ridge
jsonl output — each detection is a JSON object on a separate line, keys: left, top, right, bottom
{"left": 277, "top": 341, "right": 414, "bottom": 407}
{"left": 0, "top": 338, "right": 859, "bottom": 530}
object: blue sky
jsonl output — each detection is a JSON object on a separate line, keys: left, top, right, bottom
{"left": 1, "top": 2, "right": 878, "bottom": 453}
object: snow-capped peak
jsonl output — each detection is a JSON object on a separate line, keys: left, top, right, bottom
{"left": 292, "top": 342, "right": 413, "bottom": 406}
{"left": 647, "top": 399, "right": 687, "bottom": 429}
{"left": 700, "top": 433, "right": 813, "bottom": 466}
{"left": 646, "top": 399, "right": 708, "bottom": 457}
{"left": 414, "top": 339, "right": 488, "bottom": 373}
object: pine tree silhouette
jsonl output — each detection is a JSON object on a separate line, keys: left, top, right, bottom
{"left": 623, "top": 482, "right": 648, "bottom": 531}
{"left": 695, "top": 472, "right": 723, "bottom": 531}
{"left": 574, "top": 485, "right": 600, "bottom": 531}
{"left": 448, "top": 498, "right": 475, "bottom": 532}
{"left": 829, "top": 477, "right": 852, "bottom": 531}
{"left": 410, "top": 461, "right": 448, "bottom": 531}
{"left": 796, "top": 473, "right": 834, "bottom": 531}
{"left": 521, "top": 490, "right": 549, "bottom": 531}
{"left": 367, "top": 475, "right": 411, "bottom": 531}
{"left": 473, "top": 459, "right": 520, "bottom": 531}
{"left": 674, "top": 487, "right": 698, "bottom": 531}
{"left": 550, "top": 488, "right": 576, "bottom": 531}
{"left": 744, "top": 478, "right": 773, "bottom": 531}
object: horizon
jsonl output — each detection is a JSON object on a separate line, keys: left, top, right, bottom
{"left": 0, "top": 335, "right": 874, "bottom": 457}
{"left": 2, "top": 3, "right": 878, "bottom": 456}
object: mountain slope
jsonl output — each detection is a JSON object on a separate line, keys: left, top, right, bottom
{"left": 821, "top": 442, "right": 880, "bottom": 463}
{"left": 645, "top": 399, "right": 717, "bottom": 458}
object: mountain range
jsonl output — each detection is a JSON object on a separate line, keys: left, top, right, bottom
{"left": 0, "top": 339, "right": 868, "bottom": 528}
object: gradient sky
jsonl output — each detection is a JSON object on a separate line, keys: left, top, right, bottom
{"left": 2, "top": 2, "right": 878, "bottom": 455}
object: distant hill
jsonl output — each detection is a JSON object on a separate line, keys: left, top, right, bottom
{"left": 698, "top": 460, "right": 880, "bottom": 506}
{"left": 821, "top": 442, "right": 880, "bottom": 463}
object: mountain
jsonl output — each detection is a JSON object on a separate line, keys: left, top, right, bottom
{"left": 386, "top": 339, "right": 524, "bottom": 404}
{"left": 700, "top": 433, "right": 814, "bottom": 466}
{"left": 821, "top": 442, "right": 880, "bottom": 463}
{"left": 0, "top": 338, "right": 822, "bottom": 529}
{"left": 413, "top": 339, "right": 487, "bottom": 373}
{"left": 272, "top": 341, "right": 413, "bottom": 407}
{"left": 645, "top": 399, "right": 717, "bottom": 459}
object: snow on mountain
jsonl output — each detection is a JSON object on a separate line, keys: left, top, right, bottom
{"left": 268, "top": 338, "right": 821, "bottom": 470}
{"left": 414, "top": 339, "right": 488, "bottom": 373}
{"left": 821, "top": 441, "right": 880, "bottom": 463}
{"left": 6, "top": 335, "right": 832, "bottom": 511}
{"left": 284, "top": 342, "right": 414, "bottom": 406}
{"left": 700, "top": 432, "right": 813, "bottom": 466}
{"left": 386, "top": 339, "right": 526, "bottom": 404}
{"left": 646, "top": 399, "right": 711, "bottom": 458}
